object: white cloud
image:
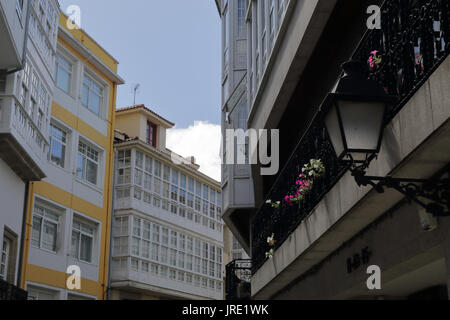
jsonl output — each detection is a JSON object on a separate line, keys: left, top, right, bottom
{"left": 166, "top": 121, "right": 221, "bottom": 182}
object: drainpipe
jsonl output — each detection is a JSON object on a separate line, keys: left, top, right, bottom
{"left": 16, "top": 181, "right": 30, "bottom": 288}
{"left": 105, "top": 82, "right": 118, "bottom": 300}
{"left": 106, "top": 149, "right": 117, "bottom": 300}
{"left": 7, "top": 0, "right": 32, "bottom": 75}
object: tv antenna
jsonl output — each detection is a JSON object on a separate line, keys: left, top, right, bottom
{"left": 133, "top": 83, "right": 140, "bottom": 106}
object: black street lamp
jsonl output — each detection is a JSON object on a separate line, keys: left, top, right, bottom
{"left": 322, "top": 60, "right": 396, "bottom": 163}
{"left": 322, "top": 60, "right": 450, "bottom": 217}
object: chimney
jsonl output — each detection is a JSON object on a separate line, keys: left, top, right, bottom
{"left": 185, "top": 156, "right": 196, "bottom": 165}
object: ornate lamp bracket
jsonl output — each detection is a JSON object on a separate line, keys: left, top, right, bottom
{"left": 346, "top": 156, "right": 450, "bottom": 217}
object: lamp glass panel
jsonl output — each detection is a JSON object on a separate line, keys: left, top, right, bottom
{"left": 338, "top": 100, "right": 385, "bottom": 152}
{"left": 324, "top": 104, "right": 345, "bottom": 158}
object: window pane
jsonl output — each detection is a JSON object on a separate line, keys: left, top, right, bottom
{"left": 171, "top": 169, "right": 178, "bottom": 185}
{"left": 31, "top": 216, "right": 42, "bottom": 247}
{"left": 142, "top": 240, "right": 150, "bottom": 259}
{"left": 135, "top": 151, "right": 144, "bottom": 168}
{"left": 152, "top": 225, "right": 159, "bottom": 242}
{"left": 195, "top": 181, "right": 201, "bottom": 196}
{"left": 71, "top": 231, "right": 80, "bottom": 259}
{"left": 82, "top": 84, "right": 89, "bottom": 106}
{"left": 86, "top": 159, "right": 98, "bottom": 184}
{"left": 132, "top": 237, "right": 140, "bottom": 256}
{"left": 163, "top": 165, "right": 170, "bottom": 181}
{"left": 154, "top": 160, "right": 161, "bottom": 177}
{"left": 203, "top": 185, "right": 209, "bottom": 200}
{"left": 88, "top": 92, "right": 101, "bottom": 115}
{"left": 145, "top": 156, "right": 153, "bottom": 172}
{"left": 81, "top": 224, "right": 94, "bottom": 235}
{"left": 143, "top": 221, "right": 151, "bottom": 240}
{"left": 80, "top": 234, "right": 93, "bottom": 263}
{"left": 91, "top": 79, "right": 102, "bottom": 95}
{"left": 151, "top": 244, "right": 159, "bottom": 261}
{"left": 58, "top": 54, "right": 71, "bottom": 70}
{"left": 50, "top": 125, "right": 66, "bottom": 168}
{"left": 56, "top": 55, "right": 71, "bottom": 93}
{"left": 131, "top": 259, "right": 138, "bottom": 271}
{"left": 42, "top": 221, "right": 57, "bottom": 251}
{"left": 188, "top": 177, "right": 194, "bottom": 192}
{"left": 133, "top": 217, "right": 141, "bottom": 236}
{"left": 180, "top": 174, "right": 186, "bottom": 189}
{"left": 77, "top": 154, "right": 85, "bottom": 179}
{"left": 161, "top": 246, "right": 168, "bottom": 263}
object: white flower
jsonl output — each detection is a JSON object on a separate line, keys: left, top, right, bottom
{"left": 309, "top": 171, "right": 314, "bottom": 176}
{"left": 265, "top": 249, "right": 274, "bottom": 259}
{"left": 266, "top": 200, "right": 272, "bottom": 204}
{"left": 276, "top": 201, "right": 281, "bottom": 205}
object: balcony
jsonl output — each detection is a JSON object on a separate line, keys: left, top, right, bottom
{"left": 251, "top": 0, "right": 450, "bottom": 274}
{"left": 0, "top": 279, "right": 28, "bottom": 300}
{"left": 110, "top": 257, "right": 224, "bottom": 300}
{"left": 225, "top": 259, "right": 252, "bottom": 300}
{"left": 0, "top": 1, "right": 26, "bottom": 70}
{"left": 0, "top": 96, "right": 48, "bottom": 181}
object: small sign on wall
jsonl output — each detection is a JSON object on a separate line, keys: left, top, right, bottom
{"left": 346, "top": 247, "right": 372, "bottom": 274}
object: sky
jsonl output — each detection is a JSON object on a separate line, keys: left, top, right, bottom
{"left": 58, "top": 0, "right": 222, "bottom": 181}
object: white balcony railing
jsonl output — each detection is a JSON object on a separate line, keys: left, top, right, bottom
{"left": 0, "top": 94, "right": 49, "bottom": 179}
{"left": 12, "top": 102, "right": 48, "bottom": 160}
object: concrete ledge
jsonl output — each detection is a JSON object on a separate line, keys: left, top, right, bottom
{"left": 249, "top": 0, "right": 338, "bottom": 130}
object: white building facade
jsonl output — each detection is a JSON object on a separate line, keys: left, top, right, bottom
{"left": 0, "top": 0, "right": 58, "bottom": 291}
{"left": 111, "top": 106, "right": 225, "bottom": 300}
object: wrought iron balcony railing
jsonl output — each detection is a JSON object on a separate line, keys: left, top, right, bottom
{"left": 225, "top": 259, "right": 252, "bottom": 300}
{"left": 0, "top": 279, "right": 28, "bottom": 300}
{"left": 353, "top": 0, "right": 450, "bottom": 121}
{"left": 251, "top": 0, "right": 450, "bottom": 274}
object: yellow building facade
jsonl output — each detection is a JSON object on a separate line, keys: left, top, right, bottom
{"left": 20, "top": 14, "right": 124, "bottom": 300}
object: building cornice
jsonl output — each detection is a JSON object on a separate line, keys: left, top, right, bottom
{"left": 58, "top": 26, "right": 125, "bottom": 85}
{"left": 116, "top": 105, "right": 175, "bottom": 128}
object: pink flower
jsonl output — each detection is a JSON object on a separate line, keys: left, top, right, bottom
{"left": 284, "top": 195, "right": 294, "bottom": 206}
{"left": 370, "top": 50, "right": 379, "bottom": 55}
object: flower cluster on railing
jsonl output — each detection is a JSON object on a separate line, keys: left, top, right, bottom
{"left": 267, "top": 159, "right": 326, "bottom": 209}
{"left": 264, "top": 159, "right": 325, "bottom": 259}
{"left": 265, "top": 234, "right": 276, "bottom": 259}
{"left": 368, "top": 50, "right": 382, "bottom": 69}
{"left": 251, "top": 117, "right": 348, "bottom": 273}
